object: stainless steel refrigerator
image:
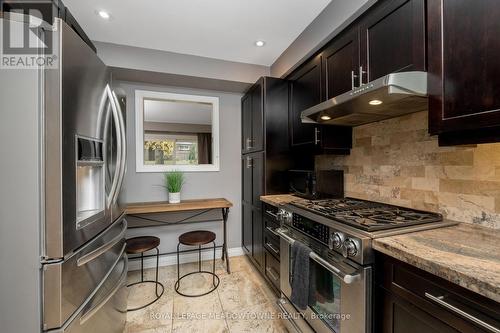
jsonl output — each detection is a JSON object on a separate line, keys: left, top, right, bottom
{"left": 0, "top": 18, "right": 127, "bottom": 332}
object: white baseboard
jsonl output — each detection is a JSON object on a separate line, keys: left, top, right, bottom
{"left": 128, "top": 247, "right": 244, "bottom": 271}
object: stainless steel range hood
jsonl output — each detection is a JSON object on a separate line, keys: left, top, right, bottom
{"left": 301, "top": 71, "right": 428, "bottom": 126}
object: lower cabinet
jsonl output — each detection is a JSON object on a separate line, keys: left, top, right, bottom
{"left": 242, "top": 203, "right": 281, "bottom": 294}
{"left": 241, "top": 203, "right": 263, "bottom": 268}
{"left": 375, "top": 254, "right": 500, "bottom": 333}
{"left": 242, "top": 203, "right": 252, "bottom": 256}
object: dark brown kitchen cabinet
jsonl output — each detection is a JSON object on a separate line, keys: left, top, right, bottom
{"left": 241, "top": 77, "right": 290, "bottom": 272}
{"left": 241, "top": 82, "right": 263, "bottom": 153}
{"left": 241, "top": 94, "right": 252, "bottom": 154}
{"left": 323, "top": 27, "right": 360, "bottom": 99}
{"left": 359, "top": 0, "right": 425, "bottom": 83}
{"left": 289, "top": 55, "right": 352, "bottom": 156}
{"left": 241, "top": 203, "right": 263, "bottom": 268}
{"left": 375, "top": 254, "right": 500, "bottom": 333}
{"left": 242, "top": 152, "right": 264, "bottom": 208}
{"left": 242, "top": 203, "right": 252, "bottom": 255}
{"left": 289, "top": 54, "right": 323, "bottom": 147}
{"left": 241, "top": 154, "right": 263, "bottom": 268}
{"left": 427, "top": 0, "right": 500, "bottom": 145}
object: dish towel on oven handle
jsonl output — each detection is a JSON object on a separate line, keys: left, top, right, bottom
{"left": 290, "top": 240, "right": 313, "bottom": 310}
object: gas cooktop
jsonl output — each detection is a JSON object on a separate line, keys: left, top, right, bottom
{"left": 289, "top": 197, "right": 443, "bottom": 232}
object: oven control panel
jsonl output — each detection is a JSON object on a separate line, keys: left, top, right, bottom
{"left": 291, "top": 214, "right": 330, "bottom": 245}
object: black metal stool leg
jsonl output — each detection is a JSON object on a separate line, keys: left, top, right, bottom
{"left": 175, "top": 243, "right": 220, "bottom": 298}
{"left": 127, "top": 248, "right": 165, "bottom": 312}
{"left": 198, "top": 244, "right": 201, "bottom": 272}
{"left": 140, "top": 252, "right": 144, "bottom": 282}
{"left": 212, "top": 241, "right": 216, "bottom": 287}
{"left": 155, "top": 247, "right": 160, "bottom": 297}
{"left": 177, "top": 242, "right": 181, "bottom": 283}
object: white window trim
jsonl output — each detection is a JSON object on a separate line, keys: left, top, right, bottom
{"left": 135, "top": 90, "right": 220, "bottom": 172}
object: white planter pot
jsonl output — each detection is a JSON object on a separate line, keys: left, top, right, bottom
{"left": 168, "top": 192, "right": 181, "bottom": 204}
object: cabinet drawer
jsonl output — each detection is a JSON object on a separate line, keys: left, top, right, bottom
{"left": 378, "top": 255, "right": 500, "bottom": 333}
{"left": 264, "top": 227, "right": 280, "bottom": 260}
{"left": 265, "top": 250, "right": 281, "bottom": 291}
{"left": 263, "top": 204, "right": 280, "bottom": 222}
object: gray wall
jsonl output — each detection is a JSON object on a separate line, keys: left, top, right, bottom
{"left": 97, "top": 41, "right": 270, "bottom": 84}
{"left": 117, "top": 82, "right": 242, "bottom": 260}
{"left": 271, "top": 0, "right": 377, "bottom": 78}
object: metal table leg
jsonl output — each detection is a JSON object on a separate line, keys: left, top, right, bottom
{"left": 222, "top": 208, "right": 230, "bottom": 274}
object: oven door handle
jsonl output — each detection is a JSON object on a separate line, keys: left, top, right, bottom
{"left": 276, "top": 228, "right": 361, "bottom": 284}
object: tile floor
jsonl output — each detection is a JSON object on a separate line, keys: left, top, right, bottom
{"left": 125, "top": 255, "right": 288, "bottom": 333}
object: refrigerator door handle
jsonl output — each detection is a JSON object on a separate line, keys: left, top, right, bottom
{"left": 110, "top": 90, "right": 126, "bottom": 206}
{"left": 103, "top": 85, "right": 123, "bottom": 208}
{"left": 76, "top": 219, "right": 127, "bottom": 266}
{"left": 79, "top": 253, "right": 128, "bottom": 325}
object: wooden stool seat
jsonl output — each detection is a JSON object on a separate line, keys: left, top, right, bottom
{"left": 179, "top": 230, "right": 216, "bottom": 246}
{"left": 126, "top": 236, "right": 160, "bottom": 254}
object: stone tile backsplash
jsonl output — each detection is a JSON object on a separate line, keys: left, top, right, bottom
{"left": 316, "top": 111, "right": 500, "bottom": 229}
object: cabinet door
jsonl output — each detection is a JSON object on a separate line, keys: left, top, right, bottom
{"left": 289, "top": 54, "right": 323, "bottom": 147}
{"left": 242, "top": 203, "right": 252, "bottom": 255}
{"left": 252, "top": 208, "right": 264, "bottom": 268}
{"left": 323, "top": 27, "right": 360, "bottom": 99}
{"left": 241, "top": 93, "right": 252, "bottom": 154}
{"left": 251, "top": 80, "right": 264, "bottom": 152}
{"left": 359, "top": 0, "right": 425, "bottom": 83}
{"left": 378, "top": 288, "right": 460, "bottom": 333}
{"left": 242, "top": 155, "right": 252, "bottom": 204}
{"left": 251, "top": 152, "right": 264, "bottom": 207}
{"left": 428, "top": 0, "right": 500, "bottom": 136}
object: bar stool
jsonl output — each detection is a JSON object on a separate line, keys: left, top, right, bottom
{"left": 175, "top": 230, "right": 220, "bottom": 297}
{"left": 126, "top": 236, "right": 165, "bottom": 311}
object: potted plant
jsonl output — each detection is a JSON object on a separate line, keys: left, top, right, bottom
{"left": 164, "top": 171, "right": 185, "bottom": 204}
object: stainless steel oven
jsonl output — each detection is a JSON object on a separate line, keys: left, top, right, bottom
{"left": 276, "top": 225, "right": 372, "bottom": 333}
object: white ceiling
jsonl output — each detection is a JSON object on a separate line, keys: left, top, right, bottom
{"left": 63, "top": 0, "right": 332, "bottom": 66}
{"left": 144, "top": 99, "right": 212, "bottom": 125}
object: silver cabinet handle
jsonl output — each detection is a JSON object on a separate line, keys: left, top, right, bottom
{"left": 266, "top": 266, "right": 280, "bottom": 282}
{"left": 425, "top": 293, "right": 500, "bottom": 333}
{"left": 359, "top": 66, "right": 367, "bottom": 87}
{"left": 265, "top": 210, "right": 279, "bottom": 220}
{"left": 266, "top": 226, "right": 280, "bottom": 237}
{"left": 77, "top": 219, "right": 127, "bottom": 266}
{"left": 246, "top": 156, "right": 253, "bottom": 168}
{"left": 314, "top": 127, "right": 320, "bottom": 145}
{"left": 275, "top": 228, "right": 360, "bottom": 284}
{"left": 265, "top": 242, "right": 280, "bottom": 256}
{"left": 246, "top": 138, "right": 253, "bottom": 150}
{"left": 80, "top": 254, "right": 128, "bottom": 325}
{"left": 351, "top": 70, "right": 358, "bottom": 90}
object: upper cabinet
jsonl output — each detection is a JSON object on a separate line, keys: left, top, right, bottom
{"left": 241, "top": 80, "right": 264, "bottom": 154}
{"left": 289, "top": 55, "right": 353, "bottom": 154}
{"left": 428, "top": 0, "right": 500, "bottom": 144}
{"left": 359, "top": 0, "right": 426, "bottom": 82}
{"left": 323, "top": 27, "right": 360, "bottom": 99}
{"left": 289, "top": 54, "right": 323, "bottom": 147}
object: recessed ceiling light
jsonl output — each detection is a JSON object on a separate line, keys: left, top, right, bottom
{"left": 255, "top": 40, "right": 266, "bottom": 47}
{"left": 369, "top": 99, "right": 383, "bottom": 106}
{"left": 320, "top": 115, "right": 332, "bottom": 121}
{"left": 97, "top": 10, "right": 110, "bottom": 19}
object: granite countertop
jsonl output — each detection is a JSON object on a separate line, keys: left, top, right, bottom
{"left": 373, "top": 223, "right": 500, "bottom": 303}
{"left": 260, "top": 194, "right": 298, "bottom": 207}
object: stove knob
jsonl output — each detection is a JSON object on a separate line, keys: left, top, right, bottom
{"left": 329, "top": 232, "right": 344, "bottom": 250}
{"left": 343, "top": 238, "right": 358, "bottom": 258}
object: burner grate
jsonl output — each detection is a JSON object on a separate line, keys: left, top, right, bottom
{"left": 290, "top": 198, "right": 443, "bottom": 231}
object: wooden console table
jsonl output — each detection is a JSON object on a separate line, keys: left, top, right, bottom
{"left": 125, "top": 198, "right": 233, "bottom": 273}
